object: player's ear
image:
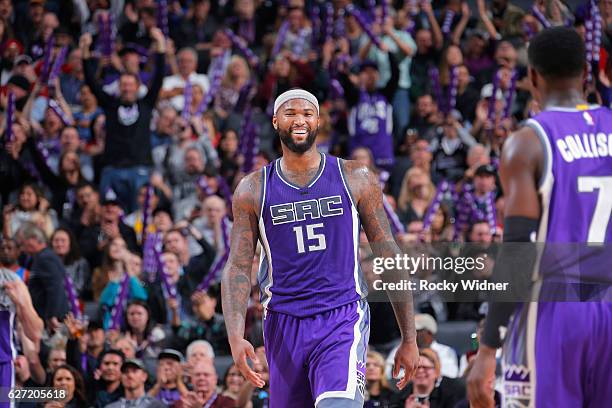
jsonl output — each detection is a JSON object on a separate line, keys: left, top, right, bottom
{"left": 272, "top": 115, "right": 278, "bottom": 130}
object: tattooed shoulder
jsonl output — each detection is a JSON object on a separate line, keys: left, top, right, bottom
{"left": 232, "top": 169, "right": 263, "bottom": 218}
{"left": 341, "top": 159, "right": 379, "bottom": 204}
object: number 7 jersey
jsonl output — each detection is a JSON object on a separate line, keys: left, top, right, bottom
{"left": 257, "top": 153, "right": 368, "bottom": 317}
{"left": 526, "top": 105, "right": 612, "bottom": 281}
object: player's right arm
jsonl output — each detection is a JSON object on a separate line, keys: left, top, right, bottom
{"left": 221, "top": 171, "right": 265, "bottom": 388}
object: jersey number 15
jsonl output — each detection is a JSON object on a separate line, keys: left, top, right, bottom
{"left": 292, "top": 223, "right": 326, "bottom": 253}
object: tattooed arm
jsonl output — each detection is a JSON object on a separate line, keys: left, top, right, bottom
{"left": 221, "top": 171, "right": 265, "bottom": 388}
{"left": 343, "top": 160, "right": 419, "bottom": 389}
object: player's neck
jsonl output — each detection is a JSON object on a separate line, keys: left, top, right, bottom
{"left": 280, "top": 148, "right": 321, "bottom": 173}
{"left": 542, "top": 88, "right": 586, "bottom": 109}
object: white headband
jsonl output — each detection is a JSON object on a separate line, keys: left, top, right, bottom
{"left": 273, "top": 89, "right": 319, "bottom": 116}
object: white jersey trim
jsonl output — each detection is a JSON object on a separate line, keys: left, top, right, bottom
{"left": 274, "top": 153, "right": 327, "bottom": 190}
{"left": 543, "top": 104, "right": 600, "bottom": 112}
{"left": 258, "top": 218, "right": 274, "bottom": 315}
{"left": 314, "top": 302, "right": 365, "bottom": 407}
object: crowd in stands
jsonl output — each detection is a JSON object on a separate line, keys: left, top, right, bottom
{"left": 0, "top": 0, "right": 610, "bottom": 406}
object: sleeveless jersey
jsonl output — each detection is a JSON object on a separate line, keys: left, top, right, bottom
{"left": 526, "top": 105, "right": 612, "bottom": 283}
{"left": 258, "top": 153, "right": 368, "bottom": 317}
{"left": 0, "top": 268, "right": 18, "bottom": 363}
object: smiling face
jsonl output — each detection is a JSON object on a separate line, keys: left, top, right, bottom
{"left": 273, "top": 98, "right": 320, "bottom": 154}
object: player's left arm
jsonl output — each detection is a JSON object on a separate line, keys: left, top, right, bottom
{"left": 468, "top": 126, "right": 543, "bottom": 408}
{"left": 343, "top": 160, "right": 419, "bottom": 388}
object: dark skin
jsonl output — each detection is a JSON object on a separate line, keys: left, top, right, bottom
{"left": 467, "top": 66, "right": 588, "bottom": 407}
{"left": 222, "top": 99, "right": 419, "bottom": 390}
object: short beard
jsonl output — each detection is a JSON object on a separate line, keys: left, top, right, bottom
{"left": 278, "top": 127, "right": 318, "bottom": 154}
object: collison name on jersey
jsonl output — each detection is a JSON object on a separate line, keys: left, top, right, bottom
{"left": 527, "top": 105, "right": 612, "bottom": 283}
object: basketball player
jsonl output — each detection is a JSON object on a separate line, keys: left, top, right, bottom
{"left": 0, "top": 268, "right": 44, "bottom": 407}
{"left": 222, "top": 89, "right": 419, "bottom": 407}
{"left": 467, "top": 27, "right": 612, "bottom": 407}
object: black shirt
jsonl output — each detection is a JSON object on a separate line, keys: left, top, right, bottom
{"left": 83, "top": 53, "right": 165, "bottom": 168}
{"left": 27, "top": 247, "right": 68, "bottom": 321}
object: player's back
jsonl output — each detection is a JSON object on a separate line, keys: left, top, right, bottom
{"left": 526, "top": 105, "right": 612, "bottom": 283}
{"left": 257, "top": 153, "right": 367, "bottom": 317}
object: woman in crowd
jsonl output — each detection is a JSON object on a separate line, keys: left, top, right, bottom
{"left": 365, "top": 350, "right": 400, "bottom": 407}
{"left": 397, "top": 167, "right": 435, "bottom": 225}
{"left": 43, "top": 365, "right": 87, "bottom": 408}
{"left": 221, "top": 363, "right": 246, "bottom": 402}
{"left": 51, "top": 227, "right": 91, "bottom": 299}
{"left": 95, "top": 237, "right": 147, "bottom": 328}
{"left": 3, "top": 183, "right": 57, "bottom": 238}
{"left": 402, "top": 348, "right": 465, "bottom": 408}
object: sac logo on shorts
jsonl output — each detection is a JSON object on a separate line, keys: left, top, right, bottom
{"left": 356, "top": 360, "right": 366, "bottom": 397}
{"left": 503, "top": 364, "right": 531, "bottom": 408}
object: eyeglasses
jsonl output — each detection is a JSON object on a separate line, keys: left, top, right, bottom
{"left": 417, "top": 365, "right": 434, "bottom": 371}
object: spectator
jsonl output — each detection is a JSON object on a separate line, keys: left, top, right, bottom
{"left": 148, "top": 250, "right": 194, "bottom": 325}
{"left": 0, "top": 237, "right": 30, "bottom": 282}
{"left": 430, "top": 111, "right": 477, "bottom": 182}
{"left": 3, "top": 183, "right": 57, "bottom": 238}
{"left": 386, "top": 314, "right": 458, "bottom": 379}
{"left": 47, "top": 347, "right": 67, "bottom": 374}
{"left": 147, "top": 349, "right": 188, "bottom": 406}
{"left": 340, "top": 54, "right": 399, "bottom": 169}
{"left": 81, "top": 28, "right": 166, "bottom": 212}
{"left": 122, "top": 300, "right": 164, "bottom": 369}
{"left": 73, "top": 85, "right": 104, "bottom": 144}
{"left": 89, "top": 349, "right": 125, "bottom": 407}
{"left": 92, "top": 237, "right": 142, "bottom": 303}
{"left": 111, "top": 336, "right": 137, "bottom": 360}
{"left": 65, "top": 317, "right": 107, "bottom": 385}
{"left": 397, "top": 167, "right": 435, "bottom": 225}
{"left": 398, "top": 348, "right": 465, "bottom": 408}
{"left": 365, "top": 350, "right": 401, "bottom": 407}
{"left": 169, "top": 286, "right": 229, "bottom": 356}
{"left": 181, "top": 360, "right": 235, "bottom": 408}
{"left": 214, "top": 55, "right": 251, "bottom": 119}
{"left": 17, "top": 222, "right": 67, "bottom": 327}
{"left": 162, "top": 226, "right": 216, "bottom": 293}
{"left": 410, "top": 94, "right": 443, "bottom": 140}
{"left": 60, "top": 49, "right": 86, "bottom": 107}
{"left": 175, "top": 0, "right": 219, "bottom": 62}
{"left": 46, "top": 365, "right": 88, "bottom": 408}
{"left": 359, "top": 10, "right": 416, "bottom": 144}
{"left": 151, "top": 106, "right": 178, "bottom": 149}
{"left": 161, "top": 47, "right": 210, "bottom": 112}
{"left": 221, "top": 363, "right": 245, "bottom": 401}
{"left": 51, "top": 227, "right": 91, "bottom": 299}
{"left": 186, "top": 340, "right": 216, "bottom": 364}
{"left": 105, "top": 358, "right": 165, "bottom": 408}
{"left": 77, "top": 188, "right": 138, "bottom": 270}
{"left": 97, "top": 245, "right": 148, "bottom": 330}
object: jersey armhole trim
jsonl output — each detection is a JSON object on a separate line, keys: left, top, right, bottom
{"left": 338, "top": 158, "right": 358, "bottom": 209}
{"left": 258, "top": 166, "right": 267, "bottom": 221}
{"left": 525, "top": 119, "right": 553, "bottom": 193}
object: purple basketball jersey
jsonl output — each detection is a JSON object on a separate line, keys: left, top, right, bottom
{"left": 258, "top": 154, "right": 367, "bottom": 317}
{"left": 527, "top": 105, "right": 612, "bottom": 282}
{"left": 348, "top": 91, "right": 394, "bottom": 168}
{"left": 528, "top": 105, "right": 612, "bottom": 242}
